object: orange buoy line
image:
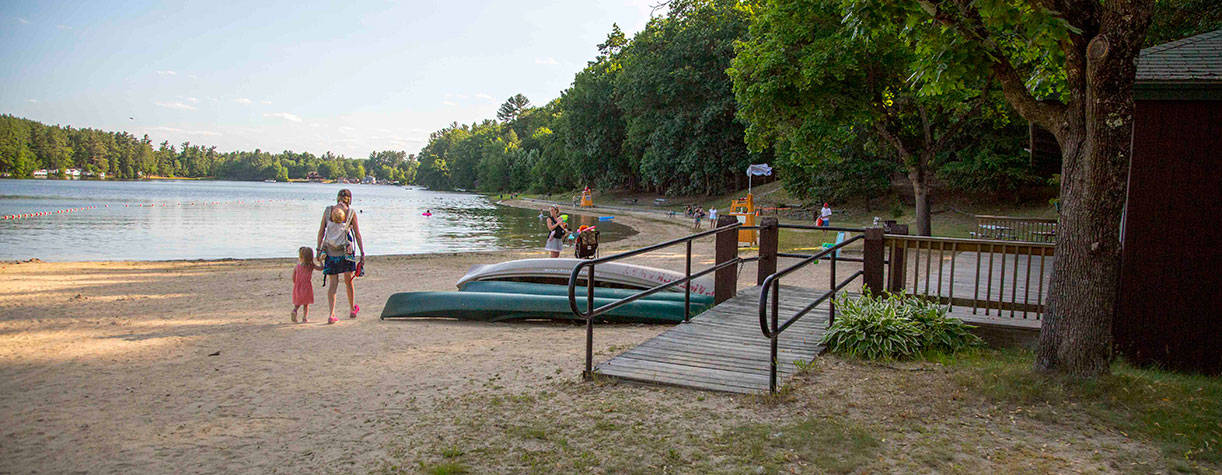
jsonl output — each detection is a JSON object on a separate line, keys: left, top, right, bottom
{"left": 6, "top": 198, "right": 304, "bottom": 219}
{"left": 4, "top": 205, "right": 98, "bottom": 220}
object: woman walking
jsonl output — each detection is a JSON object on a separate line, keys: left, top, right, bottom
{"left": 316, "top": 189, "right": 365, "bottom": 323}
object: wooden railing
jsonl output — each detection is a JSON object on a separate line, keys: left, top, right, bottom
{"left": 880, "top": 234, "right": 1054, "bottom": 319}
{"left": 973, "top": 215, "right": 1058, "bottom": 243}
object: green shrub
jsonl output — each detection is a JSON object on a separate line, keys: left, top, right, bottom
{"left": 822, "top": 291, "right": 983, "bottom": 361}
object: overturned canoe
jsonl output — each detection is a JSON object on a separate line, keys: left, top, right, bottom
{"left": 458, "top": 280, "right": 715, "bottom": 305}
{"left": 380, "top": 290, "right": 707, "bottom": 323}
{"left": 455, "top": 258, "right": 714, "bottom": 297}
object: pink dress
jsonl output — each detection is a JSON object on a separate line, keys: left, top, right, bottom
{"left": 292, "top": 264, "right": 314, "bottom": 306}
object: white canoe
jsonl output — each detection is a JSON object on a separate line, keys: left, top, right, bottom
{"left": 456, "top": 258, "right": 715, "bottom": 297}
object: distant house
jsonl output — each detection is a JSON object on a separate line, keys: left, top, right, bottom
{"left": 362, "top": 175, "right": 376, "bottom": 184}
{"left": 32, "top": 169, "right": 82, "bottom": 179}
{"left": 306, "top": 171, "right": 323, "bottom": 182}
{"left": 1114, "top": 29, "right": 1222, "bottom": 374}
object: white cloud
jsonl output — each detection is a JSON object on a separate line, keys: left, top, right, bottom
{"left": 261, "top": 100, "right": 272, "bottom": 105}
{"left": 475, "top": 93, "right": 494, "bottom": 101}
{"left": 234, "top": 97, "right": 252, "bottom": 105}
{"left": 188, "top": 130, "right": 222, "bottom": 136}
{"left": 309, "top": 123, "right": 321, "bottom": 128}
{"left": 16, "top": 17, "right": 30, "bottom": 24}
{"left": 187, "top": 74, "right": 198, "bottom": 79}
{"left": 156, "top": 70, "right": 177, "bottom": 76}
{"left": 535, "top": 57, "right": 558, "bottom": 65}
{"left": 27, "top": 99, "right": 38, "bottom": 103}
{"left": 183, "top": 97, "right": 199, "bottom": 103}
{"left": 264, "top": 112, "right": 302, "bottom": 122}
{"left": 339, "top": 126, "right": 356, "bottom": 132}
{"left": 146, "top": 126, "right": 184, "bottom": 133}
{"left": 56, "top": 24, "right": 71, "bottom": 30}
{"left": 154, "top": 101, "right": 196, "bottom": 111}
{"left": 442, "top": 100, "right": 457, "bottom": 106}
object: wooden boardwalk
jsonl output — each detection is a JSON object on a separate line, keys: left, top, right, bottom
{"left": 594, "top": 253, "right": 1051, "bottom": 394}
{"left": 594, "top": 285, "right": 831, "bottom": 394}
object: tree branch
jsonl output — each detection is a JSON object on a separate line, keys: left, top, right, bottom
{"left": 872, "top": 121, "right": 911, "bottom": 161}
{"left": 933, "top": 81, "right": 991, "bottom": 152}
{"left": 918, "top": 104, "right": 933, "bottom": 154}
{"left": 915, "top": 0, "right": 1069, "bottom": 130}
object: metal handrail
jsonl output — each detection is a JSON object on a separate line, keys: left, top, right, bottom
{"left": 775, "top": 224, "right": 864, "bottom": 232}
{"left": 758, "top": 234, "right": 864, "bottom": 337}
{"left": 757, "top": 233, "right": 865, "bottom": 393}
{"left": 567, "top": 222, "right": 743, "bottom": 377}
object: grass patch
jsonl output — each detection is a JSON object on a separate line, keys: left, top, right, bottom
{"left": 418, "top": 461, "right": 469, "bottom": 475}
{"left": 950, "top": 349, "right": 1222, "bottom": 464}
{"left": 717, "top": 417, "right": 881, "bottom": 474}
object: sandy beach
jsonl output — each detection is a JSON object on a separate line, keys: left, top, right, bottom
{"left": 0, "top": 202, "right": 793, "bottom": 473}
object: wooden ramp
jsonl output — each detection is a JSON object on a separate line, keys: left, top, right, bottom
{"left": 594, "top": 285, "right": 830, "bottom": 394}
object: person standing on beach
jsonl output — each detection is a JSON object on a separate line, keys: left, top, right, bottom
{"left": 316, "top": 189, "right": 365, "bottom": 324}
{"left": 708, "top": 207, "right": 717, "bottom": 224}
{"left": 544, "top": 205, "right": 566, "bottom": 258}
{"left": 819, "top": 202, "right": 832, "bottom": 227}
{"left": 291, "top": 247, "right": 320, "bottom": 323}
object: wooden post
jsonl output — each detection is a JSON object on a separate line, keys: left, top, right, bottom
{"left": 714, "top": 215, "right": 739, "bottom": 304}
{"left": 862, "top": 227, "right": 884, "bottom": 293}
{"left": 757, "top": 217, "right": 779, "bottom": 285}
{"left": 885, "top": 224, "right": 908, "bottom": 293}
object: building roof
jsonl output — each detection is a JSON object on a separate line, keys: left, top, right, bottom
{"left": 1136, "top": 29, "right": 1222, "bottom": 82}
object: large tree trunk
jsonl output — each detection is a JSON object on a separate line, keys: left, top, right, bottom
{"left": 908, "top": 163, "right": 932, "bottom": 236}
{"left": 1035, "top": 9, "right": 1151, "bottom": 377}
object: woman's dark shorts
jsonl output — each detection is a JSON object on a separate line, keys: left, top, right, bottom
{"left": 323, "top": 255, "right": 357, "bottom": 275}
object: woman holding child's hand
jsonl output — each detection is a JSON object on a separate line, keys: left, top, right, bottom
{"left": 316, "top": 189, "right": 365, "bottom": 324}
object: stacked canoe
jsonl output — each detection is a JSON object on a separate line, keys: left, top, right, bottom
{"left": 380, "top": 281, "right": 713, "bottom": 324}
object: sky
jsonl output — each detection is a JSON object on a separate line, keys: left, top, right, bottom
{"left": 0, "top": 0, "right": 658, "bottom": 157}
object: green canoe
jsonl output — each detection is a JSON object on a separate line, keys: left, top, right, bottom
{"left": 380, "top": 290, "right": 708, "bottom": 323}
{"left": 458, "top": 280, "right": 715, "bottom": 306}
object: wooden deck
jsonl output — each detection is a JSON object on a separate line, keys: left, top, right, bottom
{"left": 594, "top": 285, "right": 831, "bottom": 394}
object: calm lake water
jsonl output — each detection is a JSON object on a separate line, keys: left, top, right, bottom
{"left": 0, "top": 179, "right": 634, "bottom": 261}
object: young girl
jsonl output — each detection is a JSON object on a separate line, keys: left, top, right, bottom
{"left": 292, "top": 246, "right": 321, "bottom": 323}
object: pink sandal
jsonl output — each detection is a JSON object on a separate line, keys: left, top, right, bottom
{"left": 349, "top": 304, "right": 360, "bottom": 319}
{"left": 327, "top": 316, "right": 338, "bottom": 324}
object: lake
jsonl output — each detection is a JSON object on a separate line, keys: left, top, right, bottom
{"left": 0, "top": 179, "right": 633, "bottom": 261}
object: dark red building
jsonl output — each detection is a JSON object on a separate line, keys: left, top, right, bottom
{"left": 1114, "top": 30, "right": 1222, "bottom": 373}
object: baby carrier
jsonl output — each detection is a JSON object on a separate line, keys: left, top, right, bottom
{"left": 574, "top": 228, "right": 600, "bottom": 259}
{"left": 323, "top": 205, "right": 355, "bottom": 254}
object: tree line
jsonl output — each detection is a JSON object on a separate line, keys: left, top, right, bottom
{"left": 411, "top": 0, "right": 1038, "bottom": 221}
{"left": 0, "top": 114, "right": 417, "bottom": 183}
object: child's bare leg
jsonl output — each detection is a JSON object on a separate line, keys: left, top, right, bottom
{"left": 301, "top": 304, "right": 309, "bottom": 322}
{"left": 327, "top": 274, "right": 339, "bottom": 319}
{"left": 291, "top": 305, "right": 300, "bottom": 322}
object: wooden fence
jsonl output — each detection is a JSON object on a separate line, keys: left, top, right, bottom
{"left": 874, "top": 234, "right": 1055, "bottom": 320}
{"left": 972, "top": 215, "right": 1058, "bottom": 243}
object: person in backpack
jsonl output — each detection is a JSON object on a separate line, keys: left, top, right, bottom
{"left": 544, "top": 205, "right": 567, "bottom": 258}
{"left": 316, "top": 189, "right": 365, "bottom": 324}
